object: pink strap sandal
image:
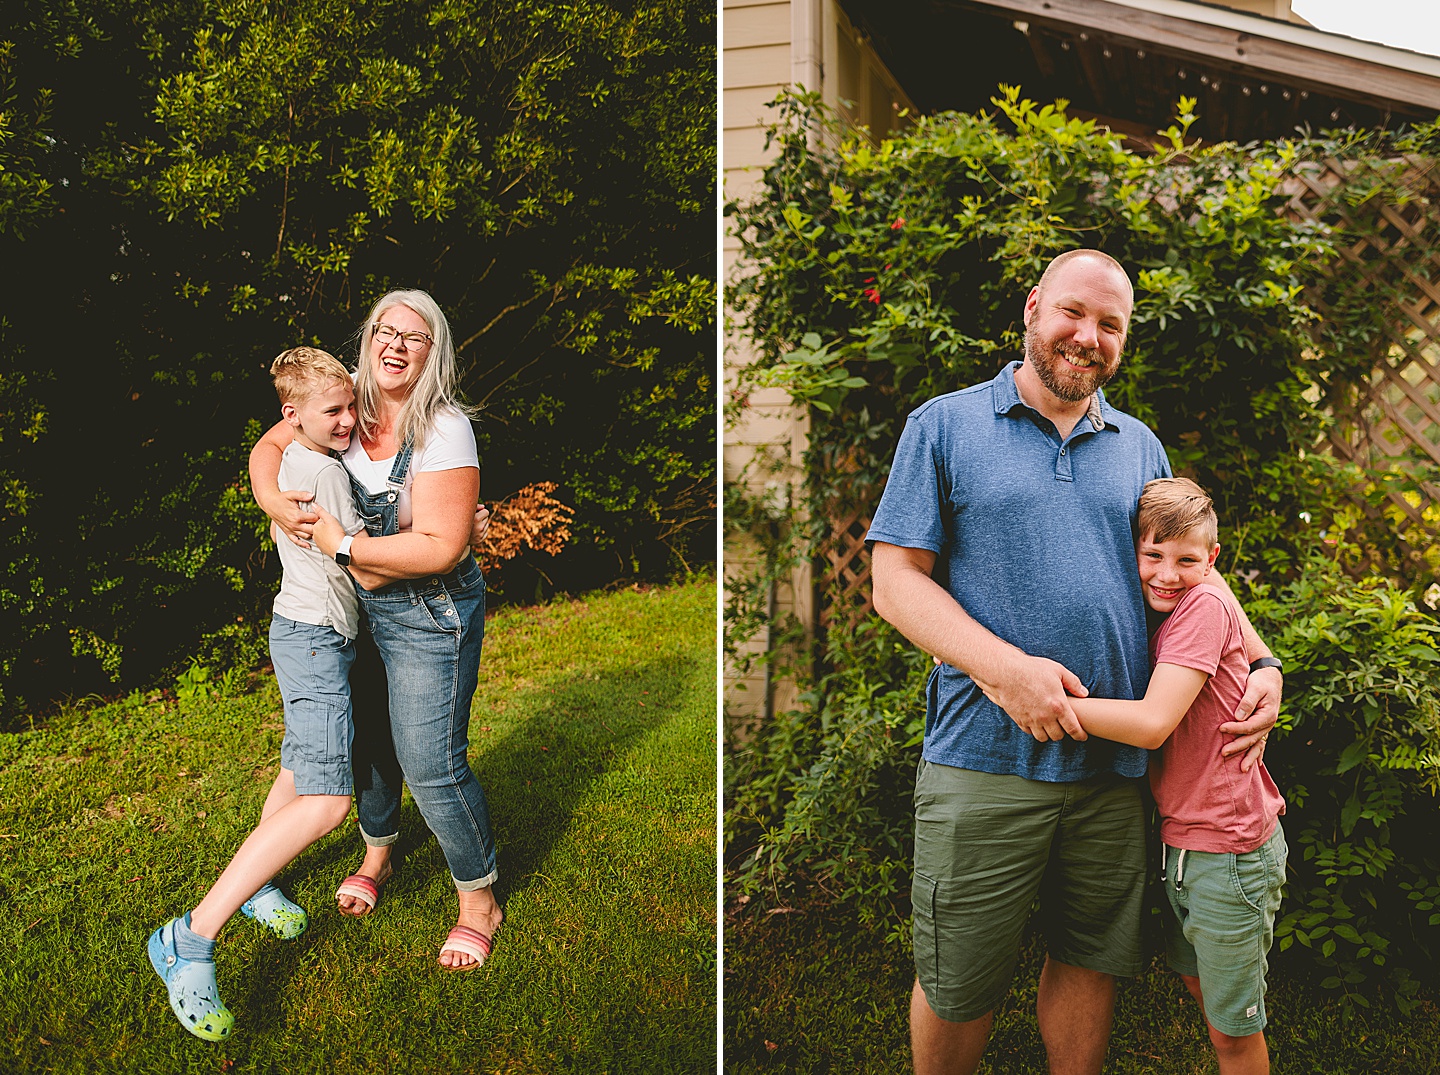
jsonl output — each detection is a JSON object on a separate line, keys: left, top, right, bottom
{"left": 334, "top": 874, "right": 383, "bottom": 916}
{"left": 439, "top": 925, "right": 494, "bottom": 971}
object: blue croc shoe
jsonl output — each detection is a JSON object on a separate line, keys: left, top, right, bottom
{"left": 146, "top": 917, "right": 234, "bottom": 1042}
{"left": 240, "top": 884, "right": 307, "bottom": 940}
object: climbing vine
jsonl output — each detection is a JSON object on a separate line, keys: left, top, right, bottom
{"left": 725, "top": 88, "right": 1440, "bottom": 1011}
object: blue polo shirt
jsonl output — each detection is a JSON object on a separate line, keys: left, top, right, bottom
{"left": 867, "top": 361, "right": 1171, "bottom": 781}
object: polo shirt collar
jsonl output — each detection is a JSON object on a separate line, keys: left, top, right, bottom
{"left": 993, "top": 360, "right": 1114, "bottom": 433}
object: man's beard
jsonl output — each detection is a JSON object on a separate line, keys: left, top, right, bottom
{"left": 1023, "top": 328, "right": 1120, "bottom": 402}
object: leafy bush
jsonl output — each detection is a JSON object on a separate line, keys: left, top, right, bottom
{"left": 727, "top": 89, "right": 1440, "bottom": 575}
{"left": 0, "top": 0, "right": 715, "bottom": 716}
{"left": 1247, "top": 541, "right": 1440, "bottom": 1014}
{"left": 724, "top": 90, "right": 1440, "bottom": 1006}
{"left": 728, "top": 616, "right": 927, "bottom": 938}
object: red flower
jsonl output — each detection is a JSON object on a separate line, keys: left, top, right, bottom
{"left": 863, "top": 288, "right": 881, "bottom": 304}
{"left": 891, "top": 217, "right": 905, "bottom": 230}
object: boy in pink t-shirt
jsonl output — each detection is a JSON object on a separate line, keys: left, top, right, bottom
{"left": 1071, "top": 477, "right": 1286, "bottom": 1075}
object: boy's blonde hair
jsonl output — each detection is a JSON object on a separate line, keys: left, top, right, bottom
{"left": 271, "top": 346, "right": 352, "bottom": 405}
{"left": 1137, "top": 477, "right": 1218, "bottom": 547}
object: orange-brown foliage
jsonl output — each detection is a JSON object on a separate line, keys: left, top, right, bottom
{"left": 475, "top": 482, "right": 575, "bottom": 574}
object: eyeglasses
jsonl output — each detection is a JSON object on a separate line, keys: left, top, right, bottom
{"left": 372, "top": 322, "right": 434, "bottom": 349}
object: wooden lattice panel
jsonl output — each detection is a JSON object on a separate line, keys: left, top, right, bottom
{"left": 1279, "top": 154, "right": 1440, "bottom": 577}
{"left": 818, "top": 507, "right": 875, "bottom": 628}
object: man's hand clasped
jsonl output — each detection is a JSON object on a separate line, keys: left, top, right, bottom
{"left": 1219, "top": 664, "right": 1283, "bottom": 772}
{"left": 979, "top": 652, "right": 1090, "bottom": 743}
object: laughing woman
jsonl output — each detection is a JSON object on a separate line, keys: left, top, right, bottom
{"left": 249, "top": 289, "right": 501, "bottom": 970}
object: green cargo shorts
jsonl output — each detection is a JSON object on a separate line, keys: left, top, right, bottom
{"left": 911, "top": 759, "right": 1147, "bottom": 1023}
{"left": 1162, "top": 822, "right": 1288, "bottom": 1038}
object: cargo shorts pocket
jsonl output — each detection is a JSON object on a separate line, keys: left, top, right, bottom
{"left": 281, "top": 697, "right": 352, "bottom": 785}
{"left": 912, "top": 871, "right": 941, "bottom": 994}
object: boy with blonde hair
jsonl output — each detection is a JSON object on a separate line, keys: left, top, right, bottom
{"left": 1072, "top": 477, "right": 1287, "bottom": 1075}
{"left": 146, "top": 347, "right": 366, "bottom": 1041}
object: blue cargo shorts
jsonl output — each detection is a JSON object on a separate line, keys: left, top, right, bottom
{"left": 269, "top": 614, "right": 356, "bottom": 796}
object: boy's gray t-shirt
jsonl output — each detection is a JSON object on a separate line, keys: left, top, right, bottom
{"left": 273, "top": 441, "right": 366, "bottom": 639}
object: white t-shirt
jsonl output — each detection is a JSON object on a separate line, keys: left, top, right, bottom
{"left": 273, "top": 442, "right": 366, "bottom": 638}
{"left": 341, "top": 406, "right": 478, "bottom": 532}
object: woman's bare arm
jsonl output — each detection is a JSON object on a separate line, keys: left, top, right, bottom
{"left": 312, "top": 466, "right": 478, "bottom": 590}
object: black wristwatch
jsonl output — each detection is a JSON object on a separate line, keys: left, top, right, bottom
{"left": 334, "top": 534, "right": 354, "bottom": 567}
{"left": 1249, "top": 656, "right": 1283, "bottom": 674}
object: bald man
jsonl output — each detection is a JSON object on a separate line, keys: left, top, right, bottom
{"left": 867, "top": 250, "right": 1282, "bottom": 1075}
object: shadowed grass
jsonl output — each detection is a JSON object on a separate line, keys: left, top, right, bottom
{"left": 723, "top": 906, "right": 1440, "bottom": 1074}
{"left": 0, "top": 579, "right": 716, "bottom": 1074}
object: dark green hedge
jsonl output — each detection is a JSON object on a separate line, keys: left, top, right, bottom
{"left": 0, "top": 0, "right": 715, "bottom": 715}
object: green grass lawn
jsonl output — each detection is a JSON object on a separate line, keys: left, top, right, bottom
{"left": 0, "top": 579, "right": 717, "bottom": 1074}
{"left": 724, "top": 906, "right": 1440, "bottom": 1074}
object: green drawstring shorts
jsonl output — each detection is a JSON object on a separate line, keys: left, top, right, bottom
{"left": 1161, "top": 822, "right": 1288, "bottom": 1038}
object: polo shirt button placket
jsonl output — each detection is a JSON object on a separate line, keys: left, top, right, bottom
{"left": 1056, "top": 441, "right": 1074, "bottom": 481}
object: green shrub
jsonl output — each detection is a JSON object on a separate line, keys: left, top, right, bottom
{"left": 724, "top": 90, "right": 1440, "bottom": 1008}
{"left": 0, "top": 0, "right": 715, "bottom": 717}
{"left": 1246, "top": 543, "right": 1440, "bottom": 1014}
{"left": 728, "top": 616, "right": 927, "bottom": 938}
{"left": 726, "top": 89, "right": 1440, "bottom": 577}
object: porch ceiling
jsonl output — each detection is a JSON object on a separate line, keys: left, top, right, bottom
{"left": 839, "top": 0, "right": 1440, "bottom": 143}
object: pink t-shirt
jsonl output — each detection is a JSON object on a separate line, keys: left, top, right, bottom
{"left": 1148, "top": 582, "right": 1285, "bottom": 853}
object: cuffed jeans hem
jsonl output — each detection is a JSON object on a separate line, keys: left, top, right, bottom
{"left": 358, "top": 824, "right": 400, "bottom": 848}
{"left": 454, "top": 868, "right": 498, "bottom": 892}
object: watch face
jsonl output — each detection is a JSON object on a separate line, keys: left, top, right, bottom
{"left": 336, "top": 552, "right": 351, "bottom": 566}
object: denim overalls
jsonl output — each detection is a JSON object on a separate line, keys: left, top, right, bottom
{"left": 344, "top": 437, "right": 498, "bottom": 890}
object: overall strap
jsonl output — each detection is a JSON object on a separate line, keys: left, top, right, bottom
{"left": 384, "top": 436, "right": 415, "bottom": 501}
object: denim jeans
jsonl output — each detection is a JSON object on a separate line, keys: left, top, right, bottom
{"left": 349, "top": 554, "right": 498, "bottom": 890}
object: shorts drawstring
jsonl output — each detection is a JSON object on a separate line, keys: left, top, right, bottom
{"left": 1160, "top": 842, "right": 1188, "bottom": 890}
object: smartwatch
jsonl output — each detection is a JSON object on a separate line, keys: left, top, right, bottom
{"left": 334, "top": 534, "right": 355, "bottom": 567}
{"left": 1249, "top": 656, "right": 1283, "bottom": 674}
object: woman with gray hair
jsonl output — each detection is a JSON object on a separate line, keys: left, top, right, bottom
{"left": 249, "top": 288, "right": 500, "bottom": 970}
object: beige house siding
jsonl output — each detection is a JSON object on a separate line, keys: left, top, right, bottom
{"left": 724, "top": 0, "right": 804, "bottom": 720}
{"left": 723, "top": 0, "right": 913, "bottom": 719}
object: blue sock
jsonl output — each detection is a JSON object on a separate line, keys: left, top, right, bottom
{"left": 174, "top": 912, "right": 216, "bottom": 963}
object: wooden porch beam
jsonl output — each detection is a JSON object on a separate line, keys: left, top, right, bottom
{"left": 945, "top": 0, "right": 1440, "bottom": 113}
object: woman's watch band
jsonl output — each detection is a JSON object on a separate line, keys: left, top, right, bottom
{"left": 334, "top": 534, "right": 355, "bottom": 567}
{"left": 1249, "top": 656, "right": 1283, "bottom": 674}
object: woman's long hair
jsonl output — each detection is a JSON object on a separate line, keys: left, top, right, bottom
{"left": 352, "top": 288, "right": 474, "bottom": 450}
